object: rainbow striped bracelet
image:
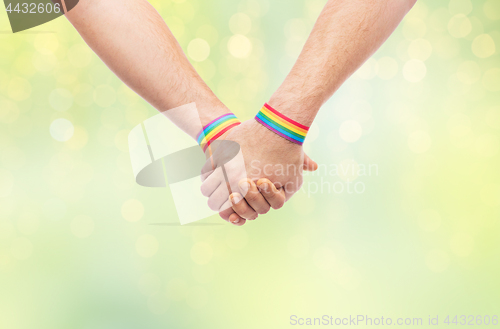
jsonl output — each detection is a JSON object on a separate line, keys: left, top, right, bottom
{"left": 255, "top": 103, "right": 309, "bottom": 145}
{"left": 197, "top": 113, "right": 240, "bottom": 152}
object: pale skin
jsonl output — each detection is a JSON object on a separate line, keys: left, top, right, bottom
{"left": 64, "top": 0, "right": 416, "bottom": 226}
{"left": 63, "top": 0, "right": 305, "bottom": 221}
{"left": 203, "top": 0, "right": 418, "bottom": 225}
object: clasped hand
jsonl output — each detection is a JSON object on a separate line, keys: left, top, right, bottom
{"left": 200, "top": 119, "right": 317, "bottom": 226}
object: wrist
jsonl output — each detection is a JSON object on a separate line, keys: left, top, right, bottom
{"left": 198, "top": 112, "right": 241, "bottom": 153}
{"left": 254, "top": 103, "right": 310, "bottom": 146}
{"left": 268, "top": 88, "right": 321, "bottom": 127}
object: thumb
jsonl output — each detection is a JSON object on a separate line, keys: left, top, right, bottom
{"left": 303, "top": 153, "right": 318, "bottom": 171}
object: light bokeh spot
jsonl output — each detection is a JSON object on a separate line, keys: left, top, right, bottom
{"left": 483, "top": 0, "right": 500, "bottom": 20}
{"left": 229, "top": 13, "right": 252, "bottom": 35}
{"left": 403, "top": 59, "right": 427, "bottom": 82}
{"left": 0, "top": 100, "right": 20, "bottom": 124}
{"left": 402, "top": 18, "right": 427, "bottom": 40}
{"left": 34, "top": 34, "right": 59, "bottom": 54}
{"left": 408, "top": 38, "right": 433, "bottom": 61}
{"left": 121, "top": 199, "right": 144, "bottom": 222}
{"left": 50, "top": 118, "right": 74, "bottom": 142}
{"left": 227, "top": 34, "right": 252, "bottom": 58}
{"left": 472, "top": 34, "right": 496, "bottom": 58}
{"left": 8, "top": 77, "right": 31, "bottom": 101}
{"left": 447, "top": 14, "right": 472, "bottom": 38}
{"left": 188, "top": 38, "right": 211, "bottom": 62}
{"left": 339, "top": 120, "right": 363, "bottom": 143}
{"left": 449, "top": 0, "right": 473, "bottom": 16}
{"left": 190, "top": 242, "right": 213, "bottom": 265}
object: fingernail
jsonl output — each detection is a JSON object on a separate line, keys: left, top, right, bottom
{"left": 230, "top": 194, "right": 241, "bottom": 204}
{"left": 239, "top": 181, "right": 250, "bottom": 190}
{"left": 231, "top": 218, "right": 240, "bottom": 224}
{"left": 261, "top": 183, "right": 269, "bottom": 191}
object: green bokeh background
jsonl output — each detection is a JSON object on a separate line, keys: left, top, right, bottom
{"left": 1, "top": 0, "right": 500, "bottom": 328}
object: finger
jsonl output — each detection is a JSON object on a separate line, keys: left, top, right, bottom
{"left": 238, "top": 179, "right": 270, "bottom": 215}
{"left": 230, "top": 193, "right": 258, "bottom": 220}
{"left": 228, "top": 212, "right": 246, "bottom": 226}
{"left": 257, "top": 178, "right": 286, "bottom": 209}
{"left": 303, "top": 153, "right": 318, "bottom": 171}
{"left": 218, "top": 198, "right": 234, "bottom": 213}
{"left": 200, "top": 157, "right": 217, "bottom": 182}
{"left": 207, "top": 183, "right": 231, "bottom": 212}
{"left": 200, "top": 166, "right": 224, "bottom": 197}
{"left": 218, "top": 200, "right": 235, "bottom": 221}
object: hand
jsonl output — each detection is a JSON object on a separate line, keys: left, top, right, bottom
{"left": 200, "top": 119, "right": 318, "bottom": 222}
{"left": 218, "top": 178, "right": 286, "bottom": 226}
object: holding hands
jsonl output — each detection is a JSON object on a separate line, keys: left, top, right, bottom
{"left": 200, "top": 116, "right": 318, "bottom": 225}
{"left": 65, "top": 0, "right": 416, "bottom": 224}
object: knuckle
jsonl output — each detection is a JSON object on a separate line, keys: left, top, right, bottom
{"left": 244, "top": 191, "right": 259, "bottom": 202}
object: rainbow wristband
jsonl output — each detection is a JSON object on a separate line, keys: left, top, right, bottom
{"left": 197, "top": 113, "right": 240, "bottom": 152}
{"left": 255, "top": 103, "right": 309, "bottom": 145}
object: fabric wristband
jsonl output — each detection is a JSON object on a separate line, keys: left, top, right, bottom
{"left": 255, "top": 103, "right": 309, "bottom": 145}
{"left": 197, "top": 113, "right": 240, "bottom": 152}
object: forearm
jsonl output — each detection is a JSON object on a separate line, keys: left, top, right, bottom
{"left": 64, "top": 0, "right": 228, "bottom": 137}
{"left": 269, "top": 0, "right": 416, "bottom": 126}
